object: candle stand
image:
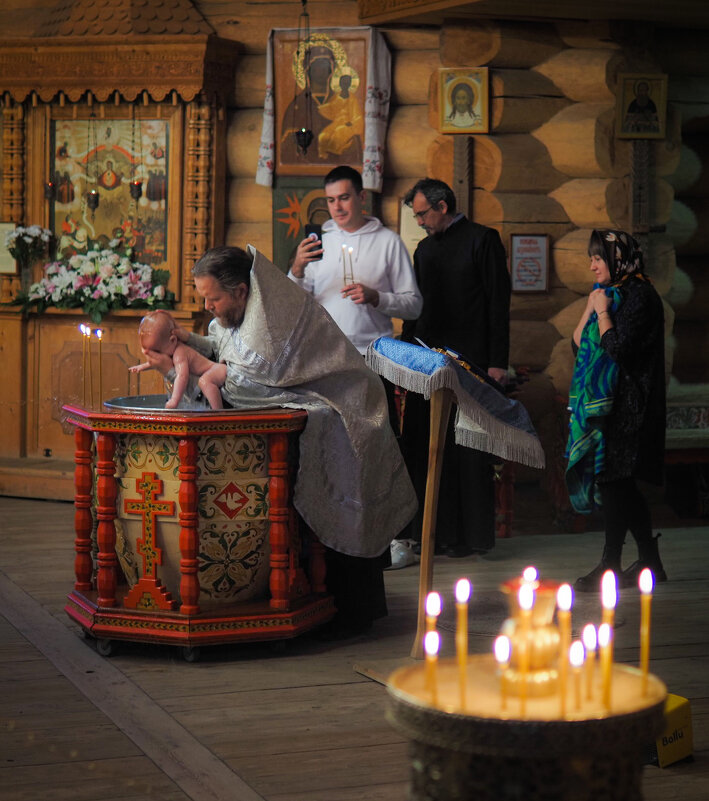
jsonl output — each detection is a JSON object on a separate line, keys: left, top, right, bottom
{"left": 387, "top": 656, "right": 666, "bottom": 801}
{"left": 63, "top": 400, "right": 335, "bottom": 658}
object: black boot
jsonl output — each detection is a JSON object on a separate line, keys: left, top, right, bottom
{"left": 574, "top": 550, "right": 621, "bottom": 593}
{"left": 622, "top": 533, "right": 667, "bottom": 588}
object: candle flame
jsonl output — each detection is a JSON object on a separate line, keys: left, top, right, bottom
{"left": 518, "top": 583, "right": 535, "bottom": 611}
{"left": 601, "top": 570, "right": 617, "bottom": 610}
{"left": 455, "top": 578, "right": 471, "bottom": 604}
{"left": 78, "top": 324, "right": 85, "bottom": 335}
{"left": 425, "top": 591, "right": 441, "bottom": 618}
{"left": 557, "top": 583, "right": 573, "bottom": 612}
{"left": 494, "top": 635, "right": 511, "bottom": 664}
{"left": 639, "top": 567, "right": 654, "bottom": 594}
{"left": 522, "top": 566, "right": 538, "bottom": 583}
{"left": 348, "top": 246, "right": 353, "bottom": 254}
{"left": 95, "top": 328, "right": 103, "bottom": 340}
{"left": 582, "top": 623, "right": 597, "bottom": 651}
{"left": 597, "top": 622, "right": 611, "bottom": 648}
{"left": 424, "top": 630, "right": 440, "bottom": 656}
{"left": 569, "top": 640, "right": 585, "bottom": 668}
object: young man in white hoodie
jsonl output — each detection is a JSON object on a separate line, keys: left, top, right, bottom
{"left": 288, "top": 166, "right": 422, "bottom": 355}
{"left": 288, "top": 166, "right": 423, "bottom": 570}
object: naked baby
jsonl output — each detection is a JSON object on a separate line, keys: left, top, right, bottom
{"left": 130, "top": 310, "right": 227, "bottom": 409}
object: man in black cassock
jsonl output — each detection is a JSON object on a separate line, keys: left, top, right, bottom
{"left": 400, "top": 178, "right": 511, "bottom": 557}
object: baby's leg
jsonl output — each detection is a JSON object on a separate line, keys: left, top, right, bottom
{"left": 198, "top": 363, "right": 227, "bottom": 410}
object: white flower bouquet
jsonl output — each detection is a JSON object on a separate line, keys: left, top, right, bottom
{"left": 5, "top": 224, "right": 55, "bottom": 266}
{"left": 19, "top": 239, "right": 174, "bottom": 322}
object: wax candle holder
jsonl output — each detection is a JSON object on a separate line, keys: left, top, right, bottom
{"left": 499, "top": 577, "right": 561, "bottom": 697}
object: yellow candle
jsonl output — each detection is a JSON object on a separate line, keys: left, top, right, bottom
{"left": 425, "top": 591, "right": 441, "bottom": 634}
{"left": 569, "top": 640, "right": 584, "bottom": 711}
{"left": 85, "top": 325, "right": 94, "bottom": 407}
{"left": 601, "top": 569, "right": 617, "bottom": 630}
{"left": 598, "top": 622, "right": 613, "bottom": 711}
{"left": 347, "top": 246, "right": 354, "bottom": 283}
{"left": 582, "top": 623, "right": 597, "bottom": 701}
{"left": 522, "top": 565, "right": 539, "bottom": 586}
{"left": 424, "top": 630, "right": 440, "bottom": 706}
{"left": 455, "top": 578, "right": 471, "bottom": 710}
{"left": 494, "top": 635, "right": 511, "bottom": 711}
{"left": 556, "top": 583, "right": 573, "bottom": 718}
{"left": 79, "top": 324, "right": 87, "bottom": 405}
{"left": 96, "top": 328, "right": 103, "bottom": 404}
{"left": 518, "top": 583, "right": 534, "bottom": 718}
{"left": 639, "top": 567, "right": 654, "bottom": 696}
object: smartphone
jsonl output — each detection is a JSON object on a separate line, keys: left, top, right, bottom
{"left": 304, "top": 223, "right": 322, "bottom": 261}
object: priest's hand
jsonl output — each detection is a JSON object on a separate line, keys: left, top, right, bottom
{"left": 140, "top": 348, "right": 174, "bottom": 376}
{"left": 342, "top": 282, "right": 379, "bottom": 306}
{"left": 488, "top": 366, "right": 508, "bottom": 386}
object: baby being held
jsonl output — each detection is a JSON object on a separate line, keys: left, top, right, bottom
{"left": 130, "top": 311, "right": 226, "bottom": 409}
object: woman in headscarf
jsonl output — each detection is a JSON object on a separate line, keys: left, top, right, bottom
{"left": 566, "top": 229, "right": 667, "bottom": 591}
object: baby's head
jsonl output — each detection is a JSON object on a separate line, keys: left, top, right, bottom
{"left": 138, "top": 311, "right": 177, "bottom": 356}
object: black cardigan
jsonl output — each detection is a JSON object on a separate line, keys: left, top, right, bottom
{"left": 402, "top": 216, "right": 511, "bottom": 371}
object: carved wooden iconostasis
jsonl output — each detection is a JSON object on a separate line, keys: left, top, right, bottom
{"left": 0, "top": 13, "right": 239, "bottom": 498}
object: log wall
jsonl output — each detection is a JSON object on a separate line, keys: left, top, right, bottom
{"left": 661, "top": 29, "right": 709, "bottom": 383}
{"left": 2, "top": 2, "right": 709, "bottom": 501}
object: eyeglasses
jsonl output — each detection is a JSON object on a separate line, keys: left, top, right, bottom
{"left": 412, "top": 205, "right": 433, "bottom": 221}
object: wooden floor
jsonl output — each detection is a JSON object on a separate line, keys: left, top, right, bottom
{"left": 1, "top": 492, "right": 707, "bottom": 801}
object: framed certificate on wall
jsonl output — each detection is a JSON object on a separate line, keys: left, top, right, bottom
{"left": 509, "top": 234, "right": 549, "bottom": 293}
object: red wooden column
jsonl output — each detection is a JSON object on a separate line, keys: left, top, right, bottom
{"left": 178, "top": 437, "right": 201, "bottom": 615}
{"left": 268, "top": 432, "right": 290, "bottom": 610}
{"left": 95, "top": 432, "right": 118, "bottom": 607}
{"left": 73, "top": 426, "right": 94, "bottom": 591}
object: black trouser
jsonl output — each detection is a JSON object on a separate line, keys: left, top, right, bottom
{"left": 599, "top": 477, "right": 652, "bottom": 561}
{"left": 324, "top": 548, "right": 388, "bottom": 628}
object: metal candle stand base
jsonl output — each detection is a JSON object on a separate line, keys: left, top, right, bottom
{"left": 387, "top": 657, "right": 666, "bottom": 801}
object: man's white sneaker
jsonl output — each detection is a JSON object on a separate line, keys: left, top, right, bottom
{"left": 387, "top": 539, "right": 419, "bottom": 570}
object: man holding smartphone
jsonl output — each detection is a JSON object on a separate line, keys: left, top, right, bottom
{"left": 288, "top": 166, "right": 422, "bottom": 356}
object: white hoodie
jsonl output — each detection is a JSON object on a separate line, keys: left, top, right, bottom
{"left": 288, "top": 216, "right": 422, "bottom": 353}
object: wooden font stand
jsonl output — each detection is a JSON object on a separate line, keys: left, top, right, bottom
{"left": 63, "top": 405, "right": 335, "bottom": 657}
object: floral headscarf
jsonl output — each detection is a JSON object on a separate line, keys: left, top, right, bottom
{"left": 589, "top": 229, "right": 645, "bottom": 285}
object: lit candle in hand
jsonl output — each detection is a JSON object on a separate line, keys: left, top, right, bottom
{"left": 424, "top": 630, "right": 440, "bottom": 706}
{"left": 494, "top": 634, "right": 511, "bottom": 711}
{"left": 341, "top": 244, "right": 347, "bottom": 284}
{"left": 518, "top": 582, "right": 535, "bottom": 718}
{"left": 582, "top": 623, "right": 597, "bottom": 701}
{"left": 347, "top": 246, "right": 354, "bottom": 283}
{"left": 598, "top": 622, "right": 613, "bottom": 711}
{"left": 569, "top": 640, "right": 585, "bottom": 711}
{"left": 455, "top": 578, "right": 471, "bottom": 710}
{"left": 639, "top": 567, "right": 654, "bottom": 696}
{"left": 557, "top": 583, "right": 573, "bottom": 718}
{"left": 425, "top": 591, "right": 441, "bottom": 634}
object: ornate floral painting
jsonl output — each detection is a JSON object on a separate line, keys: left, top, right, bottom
{"left": 49, "top": 117, "right": 169, "bottom": 266}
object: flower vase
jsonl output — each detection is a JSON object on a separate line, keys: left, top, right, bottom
{"left": 18, "top": 258, "right": 32, "bottom": 294}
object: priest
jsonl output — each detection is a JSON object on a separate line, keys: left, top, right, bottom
{"left": 141, "top": 245, "right": 417, "bottom": 636}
